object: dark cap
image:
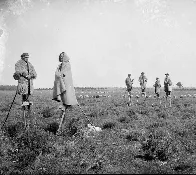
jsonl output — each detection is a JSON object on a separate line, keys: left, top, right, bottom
{"left": 165, "top": 73, "right": 169, "bottom": 75}
{"left": 21, "top": 53, "right": 29, "bottom": 58}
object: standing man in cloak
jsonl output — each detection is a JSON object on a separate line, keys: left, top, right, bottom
{"left": 138, "top": 72, "right": 148, "bottom": 97}
{"left": 153, "top": 77, "right": 161, "bottom": 104}
{"left": 125, "top": 74, "right": 134, "bottom": 106}
{"left": 13, "top": 53, "right": 37, "bottom": 128}
{"left": 164, "top": 73, "right": 172, "bottom": 107}
{"left": 52, "top": 52, "right": 78, "bottom": 134}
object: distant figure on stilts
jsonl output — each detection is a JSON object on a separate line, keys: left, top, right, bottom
{"left": 125, "top": 74, "right": 134, "bottom": 106}
{"left": 153, "top": 77, "right": 161, "bottom": 105}
{"left": 164, "top": 73, "right": 172, "bottom": 107}
{"left": 138, "top": 72, "right": 148, "bottom": 98}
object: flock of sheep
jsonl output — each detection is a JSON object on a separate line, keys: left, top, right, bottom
{"left": 76, "top": 91, "right": 112, "bottom": 99}
{"left": 75, "top": 90, "right": 196, "bottom": 99}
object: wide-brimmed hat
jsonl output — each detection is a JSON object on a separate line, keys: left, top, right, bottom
{"left": 165, "top": 73, "right": 169, "bottom": 75}
{"left": 21, "top": 53, "right": 29, "bottom": 58}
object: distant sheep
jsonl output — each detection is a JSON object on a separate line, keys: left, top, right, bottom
{"left": 180, "top": 95, "right": 184, "bottom": 98}
{"left": 93, "top": 95, "right": 100, "bottom": 98}
{"left": 78, "top": 95, "right": 84, "bottom": 99}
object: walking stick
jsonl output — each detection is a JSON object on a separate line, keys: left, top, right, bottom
{"left": 1, "top": 86, "right": 18, "bottom": 129}
{"left": 77, "top": 104, "right": 92, "bottom": 126}
{"left": 57, "top": 95, "right": 93, "bottom": 134}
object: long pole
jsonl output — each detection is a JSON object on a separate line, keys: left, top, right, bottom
{"left": 2, "top": 87, "right": 18, "bottom": 128}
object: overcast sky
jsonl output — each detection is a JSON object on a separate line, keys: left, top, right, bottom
{"left": 0, "top": 0, "right": 196, "bottom": 88}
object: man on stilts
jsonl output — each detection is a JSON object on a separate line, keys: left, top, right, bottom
{"left": 164, "top": 73, "right": 172, "bottom": 107}
{"left": 13, "top": 53, "right": 37, "bottom": 129}
{"left": 138, "top": 72, "right": 148, "bottom": 98}
{"left": 125, "top": 74, "right": 134, "bottom": 106}
{"left": 153, "top": 77, "right": 161, "bottom": 105}
{"left": 52, "top": 52, "right": 78, "bottom": 135}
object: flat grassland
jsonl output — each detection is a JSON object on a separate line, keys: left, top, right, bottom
{"left": 1, "top": 88, "right": 196, "bottom": 174}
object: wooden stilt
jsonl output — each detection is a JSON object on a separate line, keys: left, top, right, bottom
{"left": 165, "top": 96, "right": 167, "bottom": 108}
{"left": 159, "top": 97, "right": 162, "bottom": 105}
{"left": 57, "top": 107, "right": 67, "bottom": 134}
{"left": 21, "top": 101, "right": 33, "bottom": 130}
{"left": 127, "top": 93, "right": 132, "bottom": 106}
{"left": 169, "top": 96, "right": 172, "bottom": 107}
{"left": 28, "top": 102, "right": 33, "bottom": 128}
{"left": 22, "top": 106, "right": 27, "bottom": 129}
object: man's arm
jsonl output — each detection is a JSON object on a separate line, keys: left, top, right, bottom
{"left": 168, "top": 78, "right": 172, "bottom": 86}
{"left": 15, "top": 60, "right": 23, "bottom": 74}
{"left": 125, "top": 79, "right": 128, "bottom": 87}
{"left": 14, "top": 60, "right": 26, "bottom": 80}
{"left": 145, "top": 76, "right": 148, "bottom": 82}
{"left": 138, "top": 76, "right": 141, "bottom": 82}
{"left": 29, "top": 63, "right": 37, "bottom": 79}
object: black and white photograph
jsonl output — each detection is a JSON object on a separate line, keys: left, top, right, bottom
{"left": 0, "top": 0, "right": 196, "bottom": 174}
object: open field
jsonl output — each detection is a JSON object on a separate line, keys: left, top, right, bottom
{"left": 1, "top": 88, "right": 196, "bottom": 174}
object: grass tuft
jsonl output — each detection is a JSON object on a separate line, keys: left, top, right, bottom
{"left": 102, "top": 120, "right": 116, "bottom": 130}
{"left": 44, "top": 122, "right": 59, "bottom": 135}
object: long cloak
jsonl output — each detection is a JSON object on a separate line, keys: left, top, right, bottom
{"left": 164, "top": 77, "right": 172, "bottom": 92}
{"left": 52, "top": 61, "right": 78, "bottom": 106}
{"left": 139, "top": 75, "right": 147, "bottom": 89}
{"left": 154, "top": 80, "right": 161, "bottom": 94}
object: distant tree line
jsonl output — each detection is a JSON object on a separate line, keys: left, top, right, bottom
{"left": 0, "top": 85, "right": 17, "bottom": 91}
{"left": 1, "top": 85, "right": 196, "bottom": 91}
{"left": 0, "top": 86, "right": 53, "bottom": 91}
{"left": 0, "top": 86, "right": 110, "bottom": 91}
{"left": 173, "top": 87, "right": 196, "bottom": 91}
